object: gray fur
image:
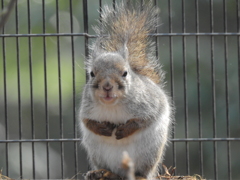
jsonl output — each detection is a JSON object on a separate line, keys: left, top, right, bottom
{"left": 79, "top": 1, "right": 173, "bottom": 179}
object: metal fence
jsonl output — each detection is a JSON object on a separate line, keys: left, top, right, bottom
{"left": 0, "top": 0, "right": 240, "bottom": 179}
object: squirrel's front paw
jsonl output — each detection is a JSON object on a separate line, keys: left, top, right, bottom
{"left": 84, "top": 169, "right": 122, "bottom": 180}
{"left": 115, "top": 124, "right": 127, "bottom": 140}
{"left": 115, "top": 119, "right": 140, "bottom": 140}
{"left": 97, "top": 122, "right": 116, "bottom": 136}
{"left": 85, "top": 119, "right": 116, "bottom": 137}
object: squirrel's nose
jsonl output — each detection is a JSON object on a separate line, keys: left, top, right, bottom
{"left": 103, "top": 83, "right": 113, "bottom": 92}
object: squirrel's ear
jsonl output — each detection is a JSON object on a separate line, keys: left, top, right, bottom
{"left": 119, "top": 44, "right": 129, "bottom": 60}
{"left": 91, "top": 39, "right": 106, "bottom": 59}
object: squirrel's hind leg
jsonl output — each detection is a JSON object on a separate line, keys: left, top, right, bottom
{"left": 84, "top": 169, "right": 122, "bottom": 180}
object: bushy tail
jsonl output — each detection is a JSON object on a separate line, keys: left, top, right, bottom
{"left": 93, "top": 0, "right": 163, "bottom": 84}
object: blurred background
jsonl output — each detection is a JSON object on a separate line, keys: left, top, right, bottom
{"left": 0, "top": 0, "right": 239, "bottom": 179}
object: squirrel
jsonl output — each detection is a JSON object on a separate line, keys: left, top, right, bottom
{"left": 79, "top": 1, "right": 173, "bottom": 179}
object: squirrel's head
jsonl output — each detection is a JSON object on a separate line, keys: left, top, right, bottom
{"left": 87, "top": 52, "right": 130, "bottom": 106}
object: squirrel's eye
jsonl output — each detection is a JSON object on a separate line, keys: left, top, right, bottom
{"left": 122, "top": 71, "right": 128, "bottom": 77}
{"left": 90, "top": 71, "right": 95, "bottom": 77}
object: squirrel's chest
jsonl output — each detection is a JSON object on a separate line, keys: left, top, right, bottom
{"left": 88, "top": 104, "right": 133, "bottom": 124}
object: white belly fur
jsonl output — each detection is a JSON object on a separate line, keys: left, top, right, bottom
{"left": 81, "top": 119, "right": 168, "bottom": 177}
{"left": 82, "top": 125, "right": 139, "bottom": 163}
{"left": 80, "top": 100, "right": 170, "bottom": 177}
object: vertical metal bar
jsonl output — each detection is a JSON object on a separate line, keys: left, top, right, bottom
{"left": 223, "top": 1, "right": 231, "bottom": 179}
{"left": 55, "top": 0, "right": 64, "bottom": 178}
{"left": 98, "top": 0, "right": 103, "bottom": 43}
{"left": 83, "top": 0, "right": 89, "bottom": 81}
{"left": 42, "top": 0, "right": 50, "bottom": 178}
{"left": 26, "top": 0, "right": 35, "bottom": 178}
{"left": 113, "top": 0, "right": 116, "bottom": 10}
{"left": 15, "top": 2, "right": 23, "bottom": 178}
{"left": 83, "top": 0, "right": 89, "bottom": 170}
{"left": 99, "top": 0, "right": 102, "bottom": 19}
{"left": 1, "top": 0, "right": 9, "bottom": 176}
{"left": 69, "top": 0, "right": 78, "bottom": 177}
{"left": 153, "top": 2, "right": 160, "bottom": 174}
{"left": 168, "top": 0, "right": 176, "bottom": 171}
{"left": 236, "top": 0, "right": 240, "bottom": 178}
{"left": 195, "top": 0, "right": 203, "bottom": 177}
{"left": 153, "top": 0, "right": 158, "bottom": 58}
{"left": 182, "top": 0, "right": 189, "bottom": 175}
{"left": 237, "top": 0, "right": 240, "bottom": 129}
{"left": 210, "top": 1, "right": 218, "bottom": 179}
{"left": 99, "top": 0, "right": 103, "bottom": 35}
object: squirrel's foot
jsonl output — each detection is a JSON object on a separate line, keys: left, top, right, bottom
{"left": 135, "top": 177, "right": 147, "bottom": 180}
{"left": 84, "top": 169, "right": 122, "bottom": 180}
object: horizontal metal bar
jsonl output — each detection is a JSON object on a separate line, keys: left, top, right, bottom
{"left": 150, "top": 32, "right": 240, "bottom": 36}
{"left": 171, "top": 138, "right": 240, "bottom": 142}
{"left": 0, "top": 138, "right": 81, "bottom": 143}
{"left": 0, "top": 33, "right": 97, "bottom": 38}
{"left": 0, "top": 138, "right": 240, "bottom": 143}
{"left": 1, "top": 32, "right": 240, "bottom": 38}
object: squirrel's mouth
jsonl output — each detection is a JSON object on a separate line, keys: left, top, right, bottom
{"left": 100, "top": 93, "right": 117, "bottom": 104}
{"left": 103, "top": 96, "right": 114, "bottom": 101}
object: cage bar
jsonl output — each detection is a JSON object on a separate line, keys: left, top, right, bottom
{"left": 83, "top": 0, "right": 89, "bottom": 83}
{"left": 195, "top": 0, "right": 203, "bottom": 177}
{"left": 2, "top": 32, "right": 240, "bottom": 38}
{"left": 26, "top": 0, "right": 35, "bottom": 178}
{"left": 237, "top": 0, "right": 240, "bottom": 129}
{"left": 41, "top": 0, "right": 50, "bottom": 178}
{"left": 154, "top": 0, "right": 158, "bottom": 58}
{"left": 1, "top": 0, "right": 9, "bottom": 177}
{"left": 223, "top": 1, "right": 231, "bottom": 180}
{"left": 1, "top": 137, "right": 240, "bottom": 143}
{"left": 209, "top": 0, "right": 218, "bottom": 179}
{"left": 14, "top": 2, "right": 23, "bottom": 178}
{"left": 167, "top": 0, "right": 176, "bottom": 173}
{"left": 181, "top": 0, "right": 190, "bottom": 175}
{"left": 55, "top": 0, "right": 64, "bottom": 178}
{"left": 69, "top": 0, "right": 79, "bottom": 178}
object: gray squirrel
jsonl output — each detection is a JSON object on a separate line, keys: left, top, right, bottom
{"left": 79, "top": 1, "right": 173, "bottom": 179}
